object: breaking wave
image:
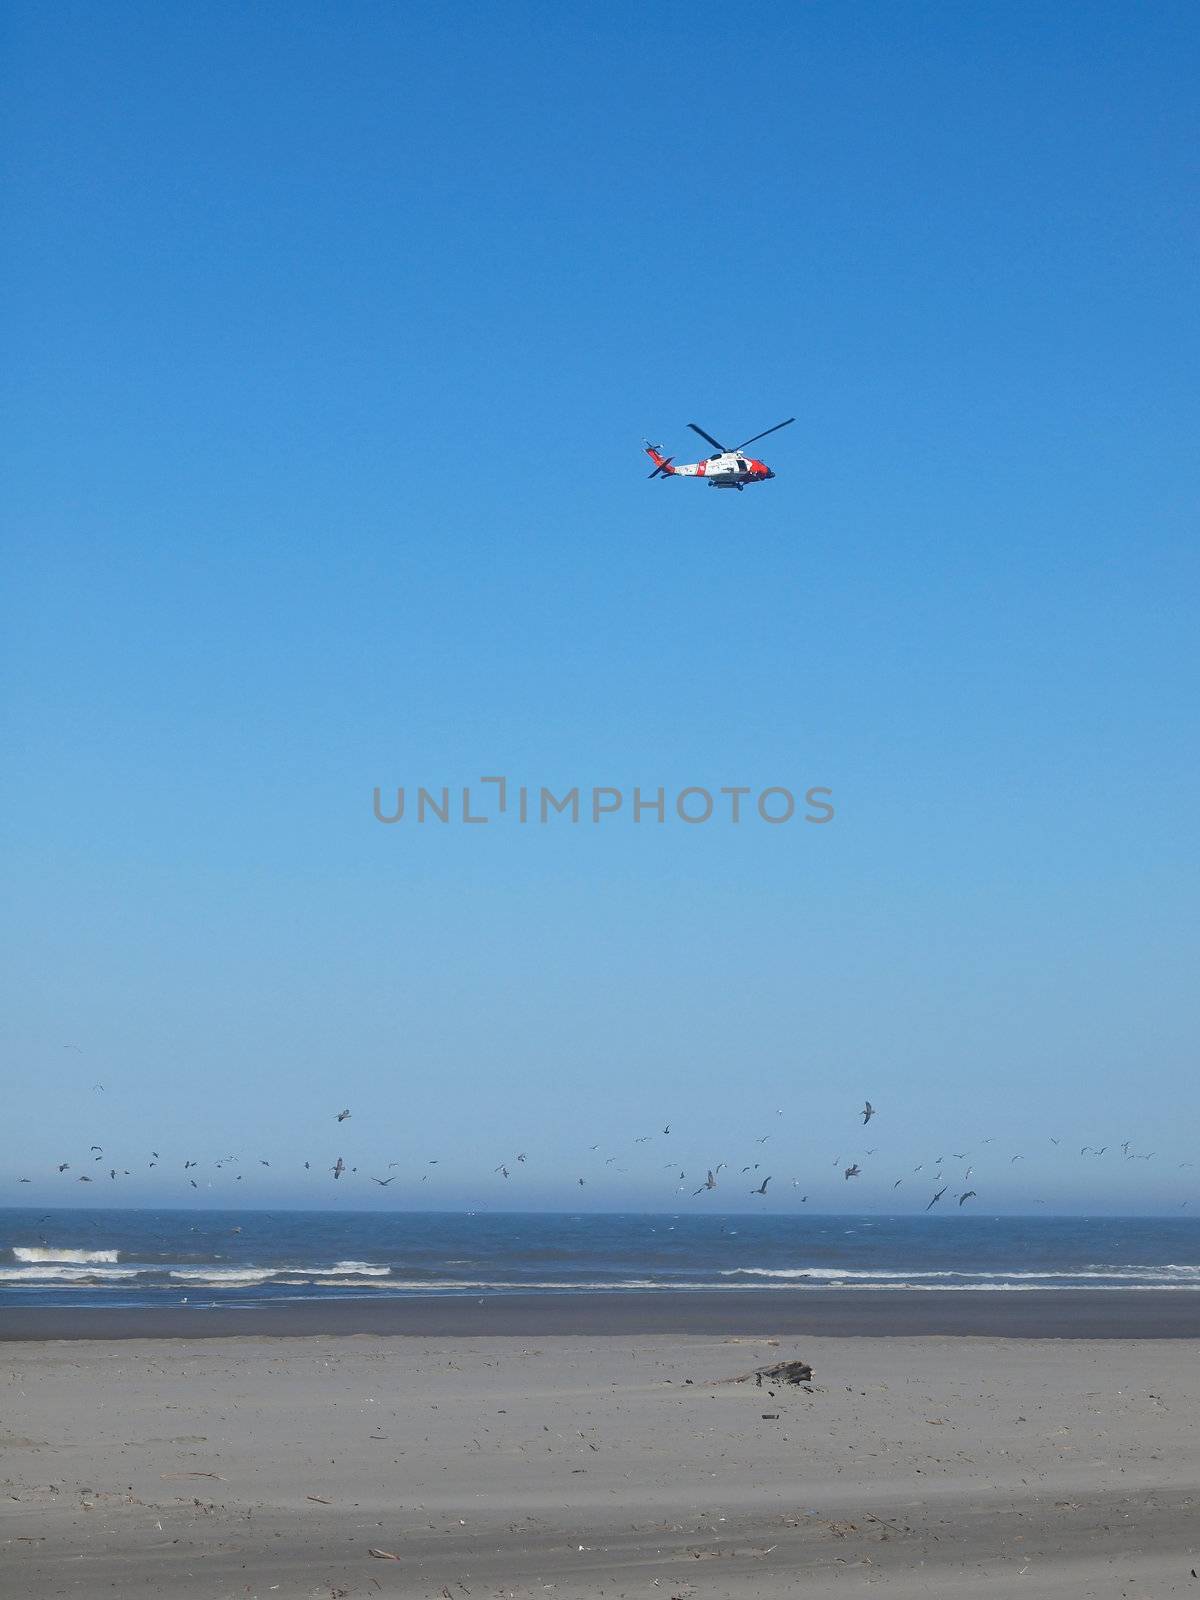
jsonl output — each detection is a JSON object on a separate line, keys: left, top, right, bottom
{"left": 12, "top": 1246, "right": 119, "bottom": 1264}
{"left": 723, "top": 1264, "right": 1200, "bottom": 1286}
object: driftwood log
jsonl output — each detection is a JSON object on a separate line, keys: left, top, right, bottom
{"left": 710, "top": 1358, "right": 814, "bottom": 1387}
{"left": 752, "top": 1359, "right": 813, "bottom": 1386}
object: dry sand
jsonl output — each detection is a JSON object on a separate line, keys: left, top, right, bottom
{"left": 3, "top": 1333, "right": 1198, "bottom": 1597}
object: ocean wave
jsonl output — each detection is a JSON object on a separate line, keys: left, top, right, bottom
{"left": 309, "top": 1262, "right": 391, "bottom": 1277}
{"left": 4, "top": 1268, "right": 1200, "bottom": 1296}
{"left": 0, "top": 1265, "right": 142, "bottom": 1282}
{"left": 385, "top": 1278, "right": 685, "bottom": 1291}
{"left": 723, "top": 1267, "right": 956, "bottom": 1280}
{"left": 285, "top": 1276, "right": 394, "bottom": 1287}
{"left": 12, "top": 1246, "right": 120, "bottom": 1264}
{"left": 168, "top": 1268, "right": 275, "bottom": 1284}
{"left": 723, "top": 1265, "right": 1200, "bottom": 1283}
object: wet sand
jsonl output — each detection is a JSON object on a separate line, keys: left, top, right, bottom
{"left": 3, "top": 1329, "right": 1198, "bottom": 1597}
{"left": 5, "top": 1286, "right": 1200, "bottom": 1340}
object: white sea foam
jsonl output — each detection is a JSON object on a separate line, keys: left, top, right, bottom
{"left": 398, "top": 1279, "right": 672, "bottom": 1291}
{"left": 164, "top": 1262, "right": 390, "bottom": 1285}
{"left": 723, "top": 1267, "right": 956, "bottom": 1280}
{"left": 722, "top": 1265, "right": 1200, "bottom": 1283}
{"left": 309, "top": 1262, "right": 391, "bottom": 1277}
{"left": 12, "top": 1246, "right": 119, "bottom": 1264}
{"left": 309, "top": 1276, "right": 394, "bottom": 1287}
{"left": 0, "top": 1265, "right": 141, "bottom": 1282}
{"left": 168, "top": 1268, "right": 274, "bottom": 1285}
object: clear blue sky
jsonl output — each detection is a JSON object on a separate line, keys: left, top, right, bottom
{"left": 3, "top": 1, "right": 1197, "bottom": 1213}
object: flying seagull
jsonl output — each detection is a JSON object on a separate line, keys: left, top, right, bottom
{"left": 693, "top": 1169, "right": 718, "bottom": 1195}
{"left": 331, "top": 1157, "right": 346, "bottom": 1179}
{"left": 926, "top": 1186, "right": 948, "bottom": 1210}
{"left": 862, "top": 1101, "right": 875, "bottom": 1124}
{"left": 371, "top": 1176, "right": 395, "bottom": 1186}
{"left": 337, "top": 1108, "right": 351, "bottom": 1122}
{"left": 958, "top": 1190, "right": 977, "bottom": 1206}
{"left": 57, "top": 1163, "right": 70, "bottom": 1172}
{"left": 751, "top": 1176, "right": 772, "bottom": 1195}
{"left": 844, "top": 1164, "right": 861, "bottom": 1180}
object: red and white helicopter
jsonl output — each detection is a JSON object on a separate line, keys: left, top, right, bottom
{"left": 644, "top": 417, "right": 794, "bottom": 490}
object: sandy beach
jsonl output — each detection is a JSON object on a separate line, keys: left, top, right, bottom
{"left": 4, "top": 1326, "right": 1198, "bottom": 1598}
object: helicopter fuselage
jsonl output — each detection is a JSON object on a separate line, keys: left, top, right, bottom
{"left": 671, "top": 451, "right": 774, "bottom": 488}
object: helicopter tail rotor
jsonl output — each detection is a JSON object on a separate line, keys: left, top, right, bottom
{"left": 644, "top": 443, "right": 675, "bottom": 479}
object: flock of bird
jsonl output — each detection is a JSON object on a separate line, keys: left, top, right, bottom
{"left": 11, "top": 1094, "right": 1192, "bottom": 1209}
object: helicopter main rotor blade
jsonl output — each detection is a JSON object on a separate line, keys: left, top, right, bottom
{"left": 687, "top": 422, "right": 727, "bottom": 453}
{"left": 732, "top": 417, "right": 795, "bottom": 452}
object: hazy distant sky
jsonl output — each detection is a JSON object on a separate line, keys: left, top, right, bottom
{"left": 3, "top": 2, "right": 1197, "bottom": 1213}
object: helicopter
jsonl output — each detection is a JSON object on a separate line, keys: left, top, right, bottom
{"left": 644, "top": 417, "right": 794, "bottom": 490}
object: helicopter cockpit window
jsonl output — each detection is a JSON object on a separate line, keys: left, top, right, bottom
{"left": 736, "top": 458, "right": 748, "bottom": 471}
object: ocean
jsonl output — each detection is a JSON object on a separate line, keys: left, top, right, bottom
{"left": 3, "top": 1209, "right": 1200, "bottom": 1310}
